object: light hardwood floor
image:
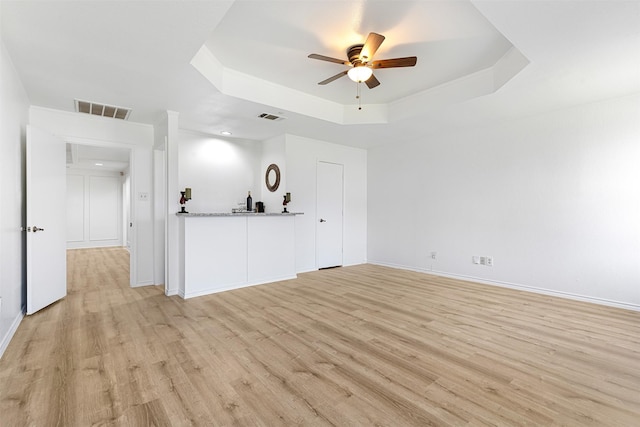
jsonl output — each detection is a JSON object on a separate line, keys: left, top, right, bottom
{"left": 1, "top": 248, "right": 639, "bottom": 426}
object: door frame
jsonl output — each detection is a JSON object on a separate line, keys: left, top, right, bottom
{"left": 316, "top": 160, "right": 345, "bottom": 269}
{"left": 65, "top": 136, "right": 136, "bottom": 286}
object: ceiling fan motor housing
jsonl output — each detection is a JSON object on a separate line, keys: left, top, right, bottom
{"left": 348, "top": 44, "right": 365, "bottom": 66}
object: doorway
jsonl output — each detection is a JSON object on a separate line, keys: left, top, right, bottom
{"left": 316, "top": 161, "right": 344, "bottom": 269}
{"left": 66, "top": 142, "right": 133, "bottom": 283}
{"left": 26, "top": 127, "right": 137, "bottom": 315}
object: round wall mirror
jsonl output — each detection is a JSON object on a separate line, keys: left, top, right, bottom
{"left": 265, "top": 163, "right": 280, "bottom": 192}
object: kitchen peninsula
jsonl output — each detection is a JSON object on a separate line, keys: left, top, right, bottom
{"left": 177, "top": 212, "right": 302, "bottom": 299}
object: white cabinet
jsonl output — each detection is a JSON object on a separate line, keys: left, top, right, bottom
{"left": 182, "top": 216, "right": 247, "bottom": 298}
{"left": 247, "top": 216, "right": 296, "bottom": 284}
{"left": 178, "top": 214, "right": 299, "bottom": 298}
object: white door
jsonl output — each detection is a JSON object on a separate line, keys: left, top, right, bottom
{"left": 317, "top": 161, "right": 344, "bottom": 268}
{"left": 26, "top": 125, "right": 67, "bottom": 315}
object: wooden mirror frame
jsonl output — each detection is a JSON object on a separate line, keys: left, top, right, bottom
{"left": 265, "top": 163, "right": 281, "bottom": 192}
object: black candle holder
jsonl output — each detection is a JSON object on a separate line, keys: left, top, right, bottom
{"left": 179, "top": 188, "right": 191, "bottom": 213}
{"left": 179, "top": 192, "right": 188, "bottom": 213}
{"left": 282, "top": 192, "right": 291, "bottom": 213}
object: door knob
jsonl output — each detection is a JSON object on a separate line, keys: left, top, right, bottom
{"left": 319, "top": 219, "right": 326, "bottom": 223}
{"left": 32, "top": 226, "right": 45, "bottom": 233}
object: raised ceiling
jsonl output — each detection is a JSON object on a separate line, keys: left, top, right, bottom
{"left": 204, "top": 1, "right": 514, "bottom": 105}
{"left": 191, "top": 0, "right": 529, "bottom": 126}
{"left": 2, "top": 1, "right": 639, "bottom": 148}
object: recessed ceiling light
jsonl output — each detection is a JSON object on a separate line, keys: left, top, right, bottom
{"left": 221, "top": 131, "right": 232, "bottom": 136}
{"left": 95, "top": 163, "right": 103, "bottom": 166}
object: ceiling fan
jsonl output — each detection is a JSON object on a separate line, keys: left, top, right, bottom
{"left": 308, "top": 32, "right": 417, "bottom": 89}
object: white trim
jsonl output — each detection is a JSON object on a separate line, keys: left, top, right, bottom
{"left": 0, "top": 311, "right": 24, "bottom": 360}
{"left": 369, "top": 261, "right": 640, "bottom": 313}
{"left": 128, "top": 148, "right": 137, "bottom": 287}
{"left": 181, "top": 275, "right": 298, "bottom": 299}
{"left": 63, "top": 136, "right": 138, "bottom": 287}
{"left": 130, "top": 280, "right": 154, "bottom": 288}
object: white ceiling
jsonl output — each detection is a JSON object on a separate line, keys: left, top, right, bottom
{"left": 204, "top": 1, "right": 514, "bottom": 105}
{"left": 66, "top": 144, "right": 130, "bottom": 172}
{"left": 2, "top": 0, "right": 639, "bottom": 150}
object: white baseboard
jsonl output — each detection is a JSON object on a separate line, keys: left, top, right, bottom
{"left": 369, "top": 261, "right": 640, "bottom": 312}
{"left": 182, "top": 275, "right": 298, "bottom": 299}
{"left": 296, "top": 260, "right": 366, "bottom": 275}
{"left": 0, "top": 311, "right": 24, "bottom": 360}
{"left": 131, "top": 280, "right": 154, "bottom": 288}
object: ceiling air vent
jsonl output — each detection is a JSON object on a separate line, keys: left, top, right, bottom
{"left": 74, "top": 99, "right": 131, "bottom": 120}
{"left": 258, "top": 112, "right": 285, "bottom": 121}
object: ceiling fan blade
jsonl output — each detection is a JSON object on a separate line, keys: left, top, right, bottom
{"left": 360, "top": 32, "right": 385, "bottom": 63}
{"left": 318, "top": 70, "right": 348, "bottom": 85}
{"left": 365, "top": 74, "right": 380, "bottom": 89}
{"left": 371, "top": 56, "right": 417, "bottom": 69}
{"left": 308, "top": 54, "right": 350, "bottom": 65}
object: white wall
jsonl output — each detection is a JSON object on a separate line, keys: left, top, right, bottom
{"left": 178, "top": 130, "right": 262, "bottom": 213}
{"left": 29, "top": 107, "right": 155, "bottom": 287}
{"left": 66, "top": 168, "right": 123, "bottom": 249}
{"left": 171, "top": 131, "right": 368, "bottom": 276}
{"left": 368, "top": 94, "right": 640, "bottom": 310}
{"left": 260, "top": 134, "right": 287, "bottom": 212}
{"left": 286, "top": 134, "right": 368, "bottom": 272}
{"left": 0, "top": 40, "right": 30, "bottom": 358}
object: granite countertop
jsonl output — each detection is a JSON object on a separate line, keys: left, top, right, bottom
{"left": 176, "top": 212, "right": 303, "bottom": 217}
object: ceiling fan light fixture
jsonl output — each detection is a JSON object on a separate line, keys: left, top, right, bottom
{"left": 347, "top": 66, "right": 373, "bottom": 83}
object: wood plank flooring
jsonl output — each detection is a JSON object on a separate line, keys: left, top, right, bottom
{"left": 1, "top": 247, "right": 639, "bottom": 426}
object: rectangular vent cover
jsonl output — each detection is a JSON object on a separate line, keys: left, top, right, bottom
{"left": 75, "top": 99, "right": 131, "bottom": 120}
{"left": 258, "top": 112, "right": 285, "bottom": 121}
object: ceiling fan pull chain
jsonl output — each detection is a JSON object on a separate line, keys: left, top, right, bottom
{"left": 356, "top": 82, "right": 362, "bottom": 110}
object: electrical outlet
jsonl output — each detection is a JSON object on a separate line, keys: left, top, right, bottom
{"left": 138, "top": 192, "right": 149, "bottom": 201}
{"left": 430, "top": 251, "right": 438, "bottom": 260}
{"left": 474, "top": 255, "right": 493, "bottom": 266}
